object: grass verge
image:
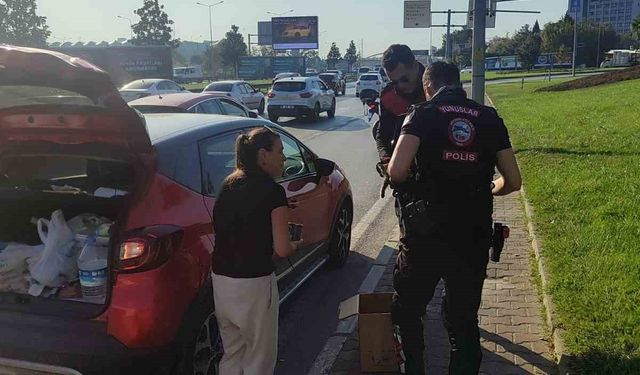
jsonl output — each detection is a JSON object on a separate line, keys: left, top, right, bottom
{"left": 487, "top": 79, "right": 640, "bottom": 374}
{"left": 460, "top": 67, "right": 623, "bottom": 84}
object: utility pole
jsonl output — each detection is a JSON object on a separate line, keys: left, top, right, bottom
{"left": 197, "top": 1, "right": 224, "bottom": 80}
{"left": 430, "top": 10, "right": 467, "bottom": 62}
{"left": 446, "top": 10, "right": 452, "bottom": 60}
{"left": 572, "top": 4, "right": 578, "bottom": 76}
{"left": 596, "top": 25, "right": 602, "bottom": 68}
{"left": 471, "top": 0, "right": 486, "bottom": 104}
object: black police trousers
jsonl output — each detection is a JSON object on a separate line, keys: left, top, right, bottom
{"left": 391, "top": 234, "right": 490, "bottom": 375}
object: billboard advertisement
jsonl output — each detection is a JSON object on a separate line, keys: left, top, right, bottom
{"left": 50, "top": 46, "right": 173, "bottom": 86}
{"left": 271, "top": 16, "right": 319, "bottom": 50}
{"left": 485, "top": 53, "right": 573, "bottom": 71}
{"left": 238, "top": 56, "right": 306, "bottom": 80}
{"left": 258, "top": 21, "right": 272, "bottom": 46}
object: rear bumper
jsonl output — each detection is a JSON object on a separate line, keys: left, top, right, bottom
{"left": 0, "top": 311, "right": 176, "bottom": 375}
{"left": 268, "top": 104, "right": 314, "bottom": 117}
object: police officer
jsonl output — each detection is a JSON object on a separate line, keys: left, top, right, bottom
{"left": 375, "top": 44, "right": 426, "bottom": 168}
{"left": 387, "top": 62, "right": 522, "bottom": 374}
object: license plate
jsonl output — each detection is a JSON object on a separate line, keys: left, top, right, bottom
{"left": 281, "top": 105, "right": 294, "bottom": 109}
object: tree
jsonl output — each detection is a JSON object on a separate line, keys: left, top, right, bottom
{"left": 218, "top": 25, "right": 247, "bottom": 77}
{"left": 202, "top": 43, "right": 224, "bottom": 78}
{"left": 326, "top": 42, "right": 342, "bottom": 68}
{"left": 172, "top": 50, "right": 186, "bottom": 66}
{"left": 514, "top": 25, "right": 542, "bottom": 70}
{"left": 131, "top": 0, "right": 179, "bottom": 48}
{"left": 632, "top": 14, "right": 640, "bottom": 41}
{"left": 443, "top": 28, "right": 472, "bottom": 67}
{"left": 542, "top": 16, "right": 619, "bottom": 67}
{"left": 532, "top": 20, "right": 541, "bottom": 34}
{"left": 486, "top": 36, "right": 517, "bottom": 57}
{"left": 344, "top": 40, "right": 358, "bottom": 70}
{"left": 0, "top": 0, "right": 50, "bottom": 47}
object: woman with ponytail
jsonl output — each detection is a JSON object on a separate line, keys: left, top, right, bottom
{"left": 212, "top": 126, "right": 301, "bottom": 375}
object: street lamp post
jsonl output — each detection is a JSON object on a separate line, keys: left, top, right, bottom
{"left": 117, "top": 16, "right": 133, "bottom": 40}
{"left": 267, "top": 9, "right": 294, "bottom": 16}
{"left": 572, "top": 5, "right": 578, "bottom": 76}
{"left": 197, "top": 1, "right": 224, "bottom": 81}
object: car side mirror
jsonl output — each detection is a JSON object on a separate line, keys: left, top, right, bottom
{"left": 249, "top": 111, "right": 259, "bottom": 118}
{"left": 316, "top": 158, "right": 336, "bottom": 177}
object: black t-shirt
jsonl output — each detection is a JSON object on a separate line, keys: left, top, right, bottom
{"left": 400, "top": 87, "right": 511, "bottom": 226}
{"left": 212, "top": 173, "right": 288, "bottom": 278}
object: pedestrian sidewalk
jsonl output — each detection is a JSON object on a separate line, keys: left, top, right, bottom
{"left": 328, "top": 192, "right": 558, "bottom": 375}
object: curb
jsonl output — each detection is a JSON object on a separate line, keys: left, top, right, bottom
{"left": 308, "top": 228, "right": 400, "bottom": 375}
{"left": 485, "top": 93, "right": 570, "bottom": 374}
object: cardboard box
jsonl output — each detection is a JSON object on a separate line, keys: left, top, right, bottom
{"left": 339, "top": 292, "right": 400, "bottom": 373}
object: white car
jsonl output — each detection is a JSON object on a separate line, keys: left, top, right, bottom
{"left": 203, "top": 80, "right": 266, "bottom": 114}
{"left": 356, "top": 73, "right": 386, "bottom": 98}
{"left": 460, "top": 66, "right": 473, "bottom": 74}
{"left": 266, "top": 77, "right": 336, "bottom": 123}
{"left": 119, "top": 79, "right": 187, "bottom": 102}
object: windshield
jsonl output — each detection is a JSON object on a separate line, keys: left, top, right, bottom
{"left": 0, "top": 85, "right": 102, "bottom": 109}
{"left": 360, "top": 75, "right": 379, "bottom": 81}
{"left": 205, "top": 83, "right": 233, "bottom": 92}
{"left": 319, "top": 74, "right": 335, "bottom": 82}
{"left": 273, "top": 81, "right": 306, "bottom": 92}
{"left": 121, "top": 80, "right": 156, "bottom": 90}
{"left": 174, "top": 68, "right": 187, "bottom": 75}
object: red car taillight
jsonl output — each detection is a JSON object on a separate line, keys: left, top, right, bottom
{"left": 117, "top": 225, "right": 184, "bottom": 273}
{"left": 299, "top": 92, "right": 313, "bottom": 98}
{"left": 268, "top": 91, "right": 276, "bottom": 98}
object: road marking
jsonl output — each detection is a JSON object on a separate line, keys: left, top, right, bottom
{"left": 351, "top": 194, "right": 392, "bottom": 257}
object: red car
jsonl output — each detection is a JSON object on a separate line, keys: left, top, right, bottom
{"left": 128, "top": 92, "right": 260, "bottom": 118}
{"left": 0, "top": 46, "right": 353, "bottom": 374}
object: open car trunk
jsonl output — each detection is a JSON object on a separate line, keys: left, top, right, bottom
{"left": 0, "top": 149, "right": 137, "bottom": 317}
{"left": 0, "top": 46, "right": 154, "bottom": 318}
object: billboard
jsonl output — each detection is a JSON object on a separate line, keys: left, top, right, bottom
{"left": 238, "top": 56, "right": 306, "bottom": 80}
{"left": 271, "top": 16, "right": 319, "bottom": 50}
{"left": 485, "top": 53, "right": 573, "bottom": 71}
{"left": 258, "top": 21, "right": 272, "bottom": 46}
{"left": 50, "top": 46, "right": 173, "bottom": 86}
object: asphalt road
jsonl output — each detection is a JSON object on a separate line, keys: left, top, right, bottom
{"left": 269, "top": 87, "right": 398, "bottom": 375}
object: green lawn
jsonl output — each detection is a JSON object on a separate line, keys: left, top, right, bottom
{"left": 487, "top": 79, "right": 640, "bottom": 374}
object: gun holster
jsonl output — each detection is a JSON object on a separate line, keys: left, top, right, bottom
{"left": 490, "top": 222, "right": 510, "bottom": 262}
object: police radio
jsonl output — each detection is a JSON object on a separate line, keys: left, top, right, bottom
{"left": 490, "top": 222, "right": 510, "bottom": 262}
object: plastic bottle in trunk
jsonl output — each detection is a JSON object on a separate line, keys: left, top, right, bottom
{"left": 77, "top": 236, "right": 108, "bottom": 303}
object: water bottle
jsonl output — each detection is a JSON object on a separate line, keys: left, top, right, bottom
{"left": 77, "top": 235, "right": 108, "bottom": 303}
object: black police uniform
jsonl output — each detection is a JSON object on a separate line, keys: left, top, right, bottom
{"left": 391, "top": 86, "right": 512, "bottom": 375}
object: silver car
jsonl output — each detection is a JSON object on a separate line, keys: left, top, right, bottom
{"left": 119, "top": 79, "right": 187, "bottom": 102}
{"left": 202, "top": 80, "right": 266, "bottom": 114}
{"left": 266, "top": 77, "right": 336, "bottom": 123}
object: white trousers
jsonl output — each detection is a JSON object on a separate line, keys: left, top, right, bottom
{"left": 212, "top": 272, "right": 279, "bottom": 375}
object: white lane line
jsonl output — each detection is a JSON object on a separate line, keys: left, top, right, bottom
{"left": 350, "top": 194, "right": 392, "bottom": 258}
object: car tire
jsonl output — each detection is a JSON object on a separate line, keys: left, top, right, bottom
{"left": 258, "top": 99, "right": 265, "bottom": 115}
{"left": 173, "top": 282, "right": 223, "bottom": 375}
{"left": 327, "top": 202, "right": 352, "bottom": 268}
{"left": 328, "top": 99, "right": 336, "bottom": 118}
{"left": 310, "top": 103, "right": 321, "bottom": 122}
{"left": 268, "top": 113, "right": 279, "bottom": 123}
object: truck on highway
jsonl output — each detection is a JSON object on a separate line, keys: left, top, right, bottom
{"left": 600, "top": 49, "right": 639, "bottom": 68}
{"left": 173, "top": 65, "right": 204, "bottom": 83}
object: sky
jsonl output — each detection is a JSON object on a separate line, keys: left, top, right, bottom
{"left": 39, "top": 0, "right": 568, "bottom": 56}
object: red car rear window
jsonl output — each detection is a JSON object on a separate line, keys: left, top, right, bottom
{"left": 0, "top": 85, "right": 102, "bottom": 109}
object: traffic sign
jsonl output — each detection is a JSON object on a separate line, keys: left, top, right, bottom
{"left": 467, "top": 0, "right": 496, "bottom": 29}
{"left": 404, "top": 1, "right": 432, "bottom": 28}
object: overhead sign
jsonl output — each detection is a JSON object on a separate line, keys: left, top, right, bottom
{"left": 467, "top": 0, "right": 497, "bottom": 29}
{"left": 404, "top": 1, "right": 431, "bottom": 28}
{"left": 271, "top": 16, "right": 319, "bottom": 50}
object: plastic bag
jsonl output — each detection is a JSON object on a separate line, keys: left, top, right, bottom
{"left": 0, "top": 243, "right": 43, "bottom": 275}
{"left": 66, "top": 214, "right": 111, "bottom": 236}
{"left": 28, "top": 210, "right": 76, "bottom": 288}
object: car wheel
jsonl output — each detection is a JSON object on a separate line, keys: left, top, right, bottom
{"left": 268, "top": 113, "right": 279, "bottom": 123}
{"left": 327, "top": 202, "right": 352, "bottom": 268}
{"left": 258, "top": 99, "right": 265, "bottom": 115}
{"left": 327, "top": 99, "right": 336, "bottom": 118}
{"left": 310, "top": 103, "right": 320, "bottom": 122}
{"left": 173, "top": 285, "right": 223, "bottom": 375}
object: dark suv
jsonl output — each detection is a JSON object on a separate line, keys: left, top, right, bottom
{"left": 319, "top": 72, "right": 346, "bottom": 96}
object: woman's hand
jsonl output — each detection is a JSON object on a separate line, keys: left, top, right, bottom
{"left": 272, "top": 207, "right": 298, "bottom": 258}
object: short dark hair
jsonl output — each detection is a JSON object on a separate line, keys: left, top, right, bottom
{"left": 382, "top": 44, "right": 416, "bottom": 71}
{"left": 423, "top": 61, "right": 461, "bottom": 89}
